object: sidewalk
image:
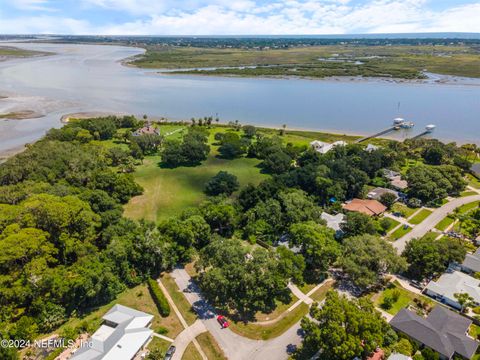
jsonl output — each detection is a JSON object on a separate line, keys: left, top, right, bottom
{"left": 157, "top": 278, "right": 208, "bottom": 360}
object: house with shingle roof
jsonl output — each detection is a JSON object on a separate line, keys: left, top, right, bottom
{"left": 459, "top": 248, "right": 480, "bottom": 275}
{"left": 424, "top": 270, "right": 480, "bottom": 310}
{"left": 390, "top": 306, "right": 478, "bottom": 359}
{"left": 342, "top": 198, "right": 387, "bottom": 217}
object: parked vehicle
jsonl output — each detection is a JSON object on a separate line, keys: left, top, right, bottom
{"left": 217, "top": 315, "right": 229, "bottom": 328}
{"left": 164, "top": 345, "right": 176, "bottom": 360}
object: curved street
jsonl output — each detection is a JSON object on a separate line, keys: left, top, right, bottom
{"left": 170, "top": 268, "right": 304, "bottom": 360}
{"left": 393, "top": 194, "right": 480, "bottom": 253}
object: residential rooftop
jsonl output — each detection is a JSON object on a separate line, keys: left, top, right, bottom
{"left": 390, "top": 306, "right": 478, "bottom": 359}
{"left": 425, "top": 270, "right": 480, "bottom": 306}
{"left": 342, "top": 198, "right": 387, "bottom": 216}
{"left": 72, "top": 304, "right": 153, "bottom": 360}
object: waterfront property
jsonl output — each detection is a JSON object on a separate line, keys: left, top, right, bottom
{"left": 309, "top": 140, "right": 346, "bottom": 154}
{"left": 424, "top": 270, "right": 480, "bottom": 310}
{"left": 342, "top": 198, "right": 387, "bottom": 217}
{"left": 72, "top": 304, "right": 153, "bottom": 360}
{"left": 390, "top": 306, "right": 479, "bottom": 360}
{"left": 132, "top": 123, "right": 160, "bottom": 136}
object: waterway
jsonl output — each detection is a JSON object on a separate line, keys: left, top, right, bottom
{"left": 0, "top": 42, "right": 479, "bottom": 155}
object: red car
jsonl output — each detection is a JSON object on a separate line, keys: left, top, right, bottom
{"left": 217, "top": 315, "right": 229, "bottom": 328}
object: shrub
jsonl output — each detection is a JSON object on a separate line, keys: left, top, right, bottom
{"left": 391, "top": 289, "right": 401, "bottom": 302}
{"left": 381, "top": 295, "right": 394, "bottom": 310}
{"left": 147, "top": 278, "right": 170, "bottom": 317}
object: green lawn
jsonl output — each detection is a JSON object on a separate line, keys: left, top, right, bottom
{"left": 182, "top": 342, "right": 203, "bottom": 360}
{"left": 228, "top": 302, "right": 309, "bottom": 340}
{"left": 160, "top": 273, "right": 197, "bottom": 326}
{"left": 391, "top": 203, "right": 417, "bottom": 219}
{"left": 309, "top": 280, "right": 335, "bottom": 302}
{"left": 124, "top": 154, "right": 267, "bottom": 222}
{"left": 408, "top": 209, "right": 432, "bottom": 225}
{"left": 254, "top": 295, "right": 298, "bottom": 322}
{"left": 298, "top": 282, "right": 318, "bottom": 295}
{"left": 466, "top": 174, "right": 480, "bottom": 190}
{"left": 461, "top": 190, "right": 478, "bottom": 197}
{"left": 372, "top": 281, "right": 433, "bottom": 315}
{"left": 389, "top": 225, "right": 412, "bottom": 241}
{"left": 385, "top": 218, "right": 401, "bottom": 232}
{"left": 435, "top": 216, "right": 456, "bottom": 231}
{"left": 148, "top": 337, "right": 172, "bottom": 358}
{"left": 457, "top": 201, "right": 480, "bottom": 215}
{"left": 196, "top": 332, "right": 227, "bottom": 360}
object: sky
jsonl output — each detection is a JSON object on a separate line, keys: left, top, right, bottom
{"left": 0, "top": 0, "right": 479, "bottom": 35}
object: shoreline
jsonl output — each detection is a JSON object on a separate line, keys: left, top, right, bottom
{"left": 0, "top": 113, "right": 382, "bottom": 160}
{"left": 151, "top": 70, "right": 480, "bottom": 87}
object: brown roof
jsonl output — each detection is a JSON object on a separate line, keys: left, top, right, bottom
{"left": 343, "top": 199, "right": 387, "bottom": 216}
{"left": 367, "top": 349, "right": 384, "bottom": 360}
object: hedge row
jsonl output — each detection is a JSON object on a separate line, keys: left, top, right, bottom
{"left": 148, "top": 278, "right": 170, "bottom": 317}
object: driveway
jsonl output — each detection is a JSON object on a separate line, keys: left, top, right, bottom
{"left": 171, "top": 268, "right": 303, "bottom": 360}
{"left": 393, "top": 195, "right": 480, "bottom": 253}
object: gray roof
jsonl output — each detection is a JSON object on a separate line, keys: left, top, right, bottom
{"left": 472, "top": 163, "right": 480, "bottom": 177}
{"left": 321, "top": 212, "right": 344, "bottom": 233}
{"left": 367, "top": 187, "right": 399, "bottom": 201}
{"left": 425, "top": 271, "right": 480, "bottom": 305}
{"left": 462, "top": 248, "right": 480, "bottom": 273}
{"left": 390, "top": 306, "right": 478, "bottom": 359}
{"left": 388, "top": 354, "right": 412, "bottom": 360}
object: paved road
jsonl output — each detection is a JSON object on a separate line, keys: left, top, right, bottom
{"left": 171, "top": 320, "right": 207, "bottom": 360}
{"left": 171, "top": 268, "right": 303, "bottom": 360}
{"left": 393, "top": 195, "right": 480, "bottom": 253}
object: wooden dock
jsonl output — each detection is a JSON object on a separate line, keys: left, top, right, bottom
{"left": 355, "top": 126, "right": 396, "bottom": 143}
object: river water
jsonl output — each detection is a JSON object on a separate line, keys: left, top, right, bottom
{"left": 0, "top": 42, "right": 479, "bottom": 154}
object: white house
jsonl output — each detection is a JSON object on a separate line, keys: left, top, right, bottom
{"left": 310, "top": 140, "right": 346, "bottom": 154}
{"left": 424, "top": 270, "right": 480, "bottom": 310}
{"left": 365, "top": 144, "right": 379, "bottom": 153}
{"left": 321, "top": 212, "right": 345, "bottom": 238}
{"left": 72, "top": 304, "right": 153, "bottom": 360}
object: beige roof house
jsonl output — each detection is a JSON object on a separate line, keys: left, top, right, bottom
{"left": 343, "top": 199, "right": 387, "bottom": 216}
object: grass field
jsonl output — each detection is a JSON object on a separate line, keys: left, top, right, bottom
{"left": 254, "top": 295, "right": 299, "bottom": 322}
{"left": 435, "top": 216, "right": 456, "bottom": 231}
{"left": 148, "top": 337, "right": 172, "bottom": 358}
{"left": 391, "top": 203, "right": 417, "bottom": 219}
{"left": 123, "top": 154, "right": 267, "bottom": 222}
{"left": 372, "top": 281, "right": 433, "bottom": 315}
{"left": 228, "top": 302, "right": 309, "bottom": 340}
{"left": 124, "top": 124, "right": 379, "bottom": 222}
{"left": 408, "top": 209, "right": 432, "bottom": 225}
{"left": 385, "top": 218, "right": 401, "bottom": 233}
{"left": 461, "top": 191, "right": 478, "bottom": 197}
{"left": 467, "top": 174, "right": 480, "bottom": 190}
{"left": 389, "top": 225, "right": 412, "bottom": 241}
{"left": 131, "top": 44, "right": 480, "bottom": 78}
{"left": 160, "top": 273, "right": 197, "bottom": 326}
{"left": 309, "top": 280, "right": 334, "bottom": 302}
{"left": 196, "top": 332, "right": 227, "bottom": 360}
{"left": 0, "top": 46, "right": 46, "bottom": 58}
{"left": 458, "top": 201, "right": 480, "bottom": 214}
{"left": 182, "top": 342, "right": 203, "bottom": 360}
